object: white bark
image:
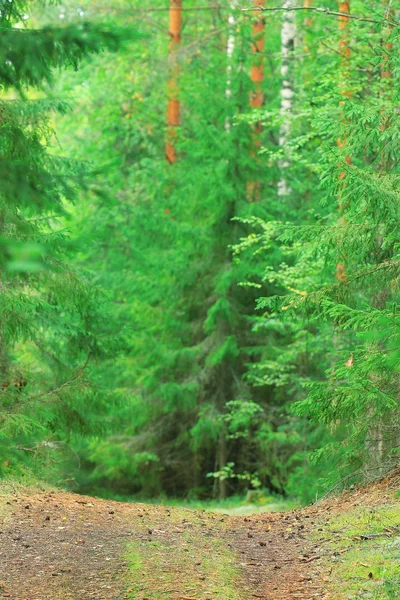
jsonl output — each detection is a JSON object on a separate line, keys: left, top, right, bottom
{"left": 278, "top": 1, "right": 295, "bottom": 198}
{"left": 225, "top": 3, "right": 237, "bottom": 132}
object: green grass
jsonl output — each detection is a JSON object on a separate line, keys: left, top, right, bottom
{"left": 162, "top": 493, "right": 298, "bottom": 515}
{"left": 89, "top": 489, "right": 298, "bottom": 515}
{"left": 317, "top": 503, "right": 400, "bottom": 599}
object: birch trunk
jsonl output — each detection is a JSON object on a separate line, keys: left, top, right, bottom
{"left": 277, "top": 1, "right": 295, "bottom": 199}
{"left": 225, "top": 2, "right": 237, "bottom": 132}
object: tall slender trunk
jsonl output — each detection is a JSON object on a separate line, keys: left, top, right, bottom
{"left": 333, "top": 2, "right": 351, "bottom": 439}
{"left": 0, "top": 210, "right": 8, "bottom": 388}
{"left": 166, "top": 0, "right": 182, "bottom": 164}
{"left": 303, "top": 0, "right": 313, "bottom": 26}
{"left": 379, "top": 0, "right": 393, "bottom": 154}
{"left": 249, "top": 0, "right": 265, "bottom": 112}
{"left": 277, "top": 1, "right": 295, "bottom": 199}
{"left": 247, "top": 0, "right": 265, "bottom": 201}
{"left": 335, "top": 0, "right": 351, "bottom": 282}
{"left": 218, "top": 427, "right": 228, "bottom": 500}
{"left": 225, "top": 2, "right": 237, "bottom": 132}
{"left": 302, "top": 0, "right": 313, "bottom": 52}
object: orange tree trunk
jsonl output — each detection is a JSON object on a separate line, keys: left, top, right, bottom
{"left": 303, "top": 0, "right": 313, "bottom": 43}
{"left": 247, "top": 0, "right": 265, "bottom": 201}
{"left": 380, "top": 0, "right": 393, "bottom": 138}
{"left": 304, "top": 0, "right": 313, "bottom": 27}
{"left": 336, "top": 0, "right": 351, "bottom": 282}
{"left": 166, "top": 0, "right": 182, "bottom": 164}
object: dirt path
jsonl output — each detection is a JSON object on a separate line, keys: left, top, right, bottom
{"left": 224, "top": 512, "right": 327, "bottom": 599}
{"left": 0, "top": 490, "right": 329, "bottom": 600}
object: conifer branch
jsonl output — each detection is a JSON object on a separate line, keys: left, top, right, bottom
{"left": 344, "top": 260, "right": 400, "bottom": 285}
{"left": 12, "top": 354, "right": 91, "bottom": 408}
{"left": 33, "top": 339, "right": 70, "bottom": 370}
{"left": 100, "top": 5, "right": 398, "bottom": 26}
{"left": 32, "top": 354, "right": 91, "bottom": 401}
{"left": 240, "top": 5, "right": 398, "bottom": 26}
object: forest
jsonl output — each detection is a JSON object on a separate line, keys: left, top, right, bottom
{"left": 0, "top": 0, "right": 399, "bottom": 508}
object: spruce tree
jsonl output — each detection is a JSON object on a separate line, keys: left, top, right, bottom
{"left": 53, "top": 0, "right": 284, "bottom": 498}
{"left": 0, "top": 0, "right": 134, "bottom": 480}
{"left": 238, "top": 2, "right": 400, "bottom": 495}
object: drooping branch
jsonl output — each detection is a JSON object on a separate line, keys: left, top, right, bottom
{"left": 344, "top": 260, "right": 400, "bottom": 285}
{"left": 12, "top": 354, "right": 91, "bottom": 408}
{"left": 241, "top": 5, "right": 398, "bottom": 26}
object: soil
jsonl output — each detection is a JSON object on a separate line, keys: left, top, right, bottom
{"left": 0, "top": 474, "right": 399, "bottom": 600}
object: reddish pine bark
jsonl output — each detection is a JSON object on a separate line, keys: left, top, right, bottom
{"left": 336, "top": 0, "right": 351, "bottom": 282}
{"left": 166, "top": 0, "right": 182, "bottom": 164}
{"left": 248, "top": 0, "right": 265, "bottom": 201}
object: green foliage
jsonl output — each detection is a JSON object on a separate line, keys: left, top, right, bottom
{"left": 3, "top": 0, "right": 399, "bottom": 506}
{"left": 52, "top": 0, "right": 280, "bottom": 500}
{"left": 0, "top": 0, "right": 133, "bottom": 483}
{"left": 236, "top": 1, "right": 400, "bottom": 492}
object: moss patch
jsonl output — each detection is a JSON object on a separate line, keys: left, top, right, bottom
{"left": 317, "top": 502, "right": 400, "bottom": 599}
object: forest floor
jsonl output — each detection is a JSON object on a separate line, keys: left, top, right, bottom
{"left": 0, "top": 473, "right": 399, "bottom": 600}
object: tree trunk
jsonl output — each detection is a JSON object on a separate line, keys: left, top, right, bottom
{"left": 366, "top": 0, "right": 395, "bottom": 476}
{"left": 218, "top": 429, "right": 228, "bottom": 500}
{"left": 303, "top": 0, "right": 313, "bottom": 26}
{"left": 225, "top": 2, "right": 237, "bottom": 132}
{"left": 166, "top": 0, "right": 182, "bottom": 164}
{"left": 247, "top": 0, "right": 265, "bottom": 201}
{"left": 302, "top": 0, "right": 313, "bottom": 52}
{"left": 336, "top": 0, "right": 351, "bottom": 282}
{"left": 277, "top": 1, "right": 295, "bottom": 199}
